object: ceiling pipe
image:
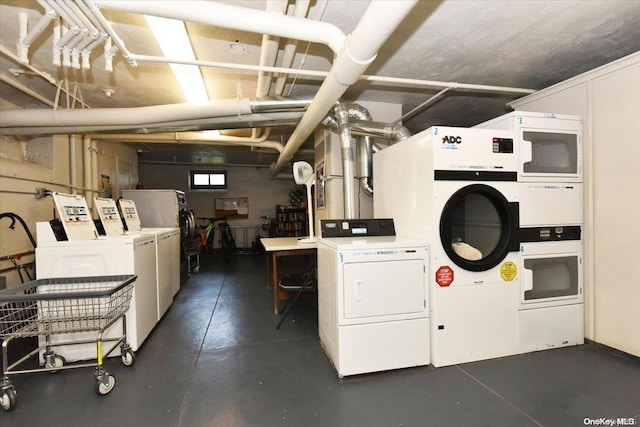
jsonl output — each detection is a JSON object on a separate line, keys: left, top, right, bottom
{"left": 127, "top": 53, "right": 536, "bottom": 97}
{"left": 83, "top": 0, "right": 137, "bottom": 67}
{"left": 393, "top": 87, "right": 450, "bottom": 125}
{"left": 51, "top": 16, "right": 61, "bottom": 66}
{"left": 252, "top": 0, "right": 288, "bottom": 139}
{"left": 95, "top": 0, "right": 345, "bottom": 54}
{"left": 0, "top": 45, "right": 91, "bottom": 107}
{"left": 94, "top": 130, "right": 276, "bottom": 144}
{"left": 38, "top": 0, "right": 80, "bottom": 52}
{"left": 270, "top": 0, "right": 419, "bottom": 176}
{"left": 0, "top": 111, "right": 306, "bottom": 136}
{"left": 256, "top": 0, "right": 288, "bottom": 98}
{"left": 273, "top": 0, "right": 311, "bottom": 95}
{"left": 93, "top": 132, "right": 285, "bottom": 153}
{"left": 43, "top": 0, "right": 88, "bottom": 68}
{"left": 17, "top": 2, "right": 58, "bottom": 64}
{"left": 0, "top": 96, "right": 310, "bottom": 129}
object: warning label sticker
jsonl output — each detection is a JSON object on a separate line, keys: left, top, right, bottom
{"left": 500, "top": 261, "right": 517, "bottom": 282}
{"left": 435, "top": 266, "right": 454, "bottom": 287}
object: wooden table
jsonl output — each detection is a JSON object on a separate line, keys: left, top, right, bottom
{"left": 260, "top": 237, "right": 317, "bottom": 314}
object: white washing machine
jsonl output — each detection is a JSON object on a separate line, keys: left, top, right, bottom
{"left": 119, "top": 193, "right": 186, "bottom": 298}
{"left": 117, "top": 198, "right": 180, "bottom": 309}
{"left": 35, "top": 193, "right": 158, "bottom": 362}
{"left": 317, "top": 236, "right": 430, "bottom": 377}
{"left": 374, "top": 127, "right": 520, "bottom": 367}
{"left": 95, "top": 197, "right": 179, "bottom": 320}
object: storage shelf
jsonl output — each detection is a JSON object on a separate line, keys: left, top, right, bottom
{"left": 274, "top": 205, "right": 307, "bottom": 237}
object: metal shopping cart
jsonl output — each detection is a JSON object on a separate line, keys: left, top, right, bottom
{"left": 0, "top": 275, "right": 136, "bottom": 411}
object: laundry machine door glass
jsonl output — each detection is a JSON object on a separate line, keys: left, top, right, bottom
{"left": 440, "top": 184, "right": 519, "bottom": 272}
{"left": 522, "top": 131, "right": 578, "bottom": 175}
{"left": 523, "top": 255, "right": 580, "bottom": 303}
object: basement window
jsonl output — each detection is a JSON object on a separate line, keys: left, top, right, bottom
{"left": 190, "top": 170, "right": 227, "bottom": 190}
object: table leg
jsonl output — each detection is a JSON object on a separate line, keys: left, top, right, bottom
{"left": 265, "top": 252, "right": 272, "bottom": 290}
{"left": 272, "top": 252, "right": 279, "bottom": 314}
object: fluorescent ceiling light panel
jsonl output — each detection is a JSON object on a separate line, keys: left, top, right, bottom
{"left": 145, "top": 15, "right": 209, "bottom": 104}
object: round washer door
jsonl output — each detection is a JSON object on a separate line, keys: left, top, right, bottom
{"left": 439, "top": 184, "right": 519, "bottom": 272}
{"left": 180, "top": 209, "right": 196, "bottom": 239}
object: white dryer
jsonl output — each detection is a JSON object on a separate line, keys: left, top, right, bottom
{"left": 317, "top": 236, "right": 429, "bottom": 377}
{"left": 374, "top": 127, "right": 520, "bottom": 367}
{"left": 476, "top": 111, "right": 585, "bottom": 354}
{"left": 475, "top": 110, "right": 584, "bottom": 244}
{"left": 518, "top": 239, "right": 584, "bottom": 353}
{"left": 474, "top": 111, "right": 582, "bottom": 183}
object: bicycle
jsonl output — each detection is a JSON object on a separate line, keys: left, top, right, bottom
{"left": 197, "top": 216, "right": 237, "bottom": 263}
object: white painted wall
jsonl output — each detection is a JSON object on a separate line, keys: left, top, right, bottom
{"left": 314, "top": 100, "right": 402, "bottom": 233}
{"left": 138, "top": 162, "right": 299, "bottom": 245}
{"left": 509, "top": 52, "right": 640, "bottom": 357}
{"left": 0, "top": 136, "right": 138, "bottom": 288}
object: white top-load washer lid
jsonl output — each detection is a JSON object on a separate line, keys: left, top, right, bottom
{"left": 94, "top": 197, "right": 125, "bottom": 236}
{"left": 118, "top": 199, "right": 143, "bottom": 232}
{"left": 51, "top": 192, "right": 98, "bottom": 240}
{"left": 318, "top": 235, "right": 428, "bottom": 251}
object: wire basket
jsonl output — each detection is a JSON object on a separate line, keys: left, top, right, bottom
{"left": 0, "top": 275, "right": 136, "bottom": 339}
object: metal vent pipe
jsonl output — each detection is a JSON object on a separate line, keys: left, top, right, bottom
{"left": 323, "top": 103, "right": 411, "bottom": 203}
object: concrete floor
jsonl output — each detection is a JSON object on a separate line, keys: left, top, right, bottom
{"left": 2, "top": 254, "right": 639, "bottom": 426}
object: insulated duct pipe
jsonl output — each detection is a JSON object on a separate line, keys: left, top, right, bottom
{"left": 0, "top": 96, "right": 311, "bottom": 133}
{"left": 94, "top": 132, "right": 285, "bottom": 152}
{"left": 270, "top": 0, "right": 419, "bottom": 176}
{"left": 1, "top": 112, "right": 306, "bottom": 136}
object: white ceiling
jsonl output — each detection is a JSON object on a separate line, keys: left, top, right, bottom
{"left": 1, "top": 0, "right": 639, "bottom": 168}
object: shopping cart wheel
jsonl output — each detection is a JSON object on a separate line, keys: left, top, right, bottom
{"left": 193, "top": 266, "right": 200, "bottom": 274}
{"left": 1, "top": 388, "right": 17, "bottom": 411}
{"left": 45, "top": 354, "right": 66, "bottom": 372}
{"left": 95, "top": 374, "right": 116, "bottom": 395}
{"left": 121, "top": 349, "right": 135, "bottom": 367}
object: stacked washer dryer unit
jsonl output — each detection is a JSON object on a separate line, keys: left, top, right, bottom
{"left": 36, "top": 193, "right": 159, "bottom": 362}
{"left": 317, "top": 219, "right": 430, "bottom": 377}
{"left": 475, "top": 111, "right": 584, "bottom": 354}
{"left": 374, "top": 127, "right": 521, "bottom": 367}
